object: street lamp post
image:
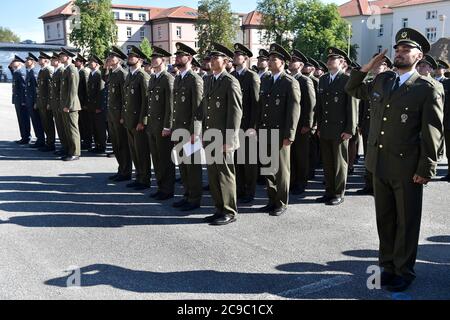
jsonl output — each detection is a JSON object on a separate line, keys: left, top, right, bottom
{"left": 348, "top": 23, "right": 352, "bottom": 57}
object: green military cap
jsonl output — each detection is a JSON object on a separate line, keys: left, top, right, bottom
{"left": 268, "top": 43, "right": 291, "bottom": 62}
{"left": 143, "top": 59, "right": 150, "bottom": 66}
{"left": 175, "top": 42, "right": 197, "bottom": 56}
{"left": 39, "top": 51, "right": 52, "bottom": 60}
{"left": 192, "top": 56, "right": 201, "bottom": 68}
{"left": 209, "top": 42, "right": 234, "bottom": 59}
{"left": 436, "top": 59, "right": 450, "bottom": 70}
{"left": 257, "top": 49, "right": 269, "bottom": 60}
{"left": 305, "top": 57, "right": 319, "bottom": 68}
{"left": 51, "top": 51, "right": 61, "bottom": 59}
{"left": 128, "top": 45, "right": 148, "bottom": 60}
{"left": 12, "top": 55, "right": 25, "bottom": 63}
{"left": 108, "top": 46, "right": 127, "bottom": 60}
{"left": 351, "top": 60, "right": 361, "bottom": 69}
{"left": 151, "top": 46, "right": 171, "bottom": 58}
{"left": 327, "top": 47, "right": 351, "bottom": 66}
{"left": 372, "top": 53, "right": 393, "bottom": 68}
{"left": 318, "top": 60, "right": 328, "bottom": 72}
{"left": 60, "top": 47, "right": 76, "bottom": 58}
{"left": 394, "top": 27, "right": 430, "bottom": 54}
{"left": 75, "top": 53, "right": 87, "bottom": 63}
{"left": 89, "top": 54, "right": 104, "bottom": 66}
{"left": 233, "top": 43, "right": 253, "bottom": 57}
{"left": 291, "top": 49, "right": 308, "bottom": 63}
{"left": 202, "top": 50, "right": 211, "bottom": 61}
{"left": 25, "top": 52, "right": 39, "bottom": 62}
{"left": 419, "top": 54, "right": 438, "bottom": 69}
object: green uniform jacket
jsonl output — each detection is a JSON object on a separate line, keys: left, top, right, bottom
{"left": 60, "top": 64, "right": 81, "bottom": 112}
{"left": 201, "top": 71, "right": 243, "bottom": 150}
{"left": 143, "top": 70, "right": 174, "bottom": 130}
{"left": 345, "top": 69, "right": 444, "bottom": 179}
{"left": 231, "top": 68, "right": 260, "bottom": 130}
{"left": 294, "top": 73, "right": 316, "bottom": 128}
{"left": 258, "top": 72, "right": 301, "bottom": 144}
{"left": 36, "top": 66, "right": 53, "bottom": 111}
{"left": 316, "top": 70, "right": 358, "bottom": 140}
{"left": 49, "top": 67, "right": 63, "bottom": 112}
{"left": 87, "top": 70, "right": 105, "bottom": 112}
{"left": 123, "top": 68, "right": 150, "bottom": 130}
{"left": 107, "top": 66, "right": 127, "bottom": 114}
{"left": 172, "top": 69, "right": 203, "bottom": 133}
{"left": 78, "top": 67, "right": 89, "bottom": 108}
{"left": 441, "top": 78, "right": 450, "bottom": 130}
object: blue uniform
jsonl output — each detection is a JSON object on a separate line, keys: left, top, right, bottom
{"left": 25, "top": 67, "right": 45, "bottom": 144}
{"left": 12, "top": 67, "right": 31, "bottom": 142}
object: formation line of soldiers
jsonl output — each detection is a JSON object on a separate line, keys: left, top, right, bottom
{"left": 8, "top": 26, "right": 447, "bottom": 292}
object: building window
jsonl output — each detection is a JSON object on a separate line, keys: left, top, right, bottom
{"left": 426, "top": 27, "right": 437, "bottom": 42}
{"left": 113, "top": 12, "right": 120, "bottom": 20}
{"left": 140, "top": 27, "right": 145, "bottom": 40}
{"left": 127, "top": 27, "right": 132, "bottom": 39}
{"left": 426, "top": 10, "right": 437, "bottom": 20}
{"left": 377, "top": 45, "right": 382, "bottom": 53}
{"left": 402, "top": 18, "right": 408, "bottom": 28}
{"left": 125, "top": 13, "right": 133, "bottom": 20}
{"left": 139, "top": 13, "right": 146, "bottom": 21}
{"left": 57, "top": 23, "right": 61, "bottom": 38}
{"left": 46, "top": 25, "right": 51, "bottom": 39}
{"left": 158, "top": 26, "right": 162, "bottom": 39}
{"left": 378, "top": 24, "right": 384, "bottom": 37}
{"left": 176, "top": 26, "right": 182, "bottom": 39}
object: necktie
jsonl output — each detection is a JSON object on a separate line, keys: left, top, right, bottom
{"left": 392, "top": 76, "right": 400, "bottom": 92}
{"left": 329, "top": 75, "right": 334, "bottom": 85}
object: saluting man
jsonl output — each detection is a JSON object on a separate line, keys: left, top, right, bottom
{"left": 59, "top": 47, "right": 82, "bottom": 162}
{"left": 315, "top": 47, "right": 358, "bottom": 206}
{"left": 345, "top": 28, "right": 444, "bottom": 292}
{"left": 258, "top": 44, "right": 301, "bottom": 216}
{"left": 11, "top": 55, "right": 31, "bottom": 144}
{"left": 288, "top": 49, "right": 316, "bottom": 195}
{"left": 74, "top": 54, "right": 90, "bottom": 151}
{"left": 171, "top": 42, "right": 204, "bottom": 211}
{"left": 143, "top": 46, "right": 176, "bottom": 201}
{"left": 231, "top": 43, "right": 261, "bottom": 204}
{"left": 123, "top": 46, "right": 151, "bottom": 191}
{"left": 201, "top": 43, "right": 243, "bottom": 226}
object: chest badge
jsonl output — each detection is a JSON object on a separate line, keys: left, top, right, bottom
{"left": 216, "top": 102, "right": 221, "bottom": 108}
{"left": 334, "top": 96, "right": 339, "bottom": 103}
{"left": 401, "top": 114, "right": 408, "bottom": 123}
{"left": 131, "top": 88, "right": 135, "bottom": 95}
{"left": 155, "top": 95, "right": 160, "bottom": 101}
{"left": 275, "top": 98, "right": 280, "bottom": 106}
{"left": 112, "top": 88, "right": 115, "bottom": 93}
{"left": 181, "top": 96, "right": 186, "bottom": 103}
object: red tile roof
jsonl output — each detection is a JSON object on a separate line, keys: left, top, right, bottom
{"left": 151, "top": 6, "right": 198, "bottom": 20}
{"left": 39, "top": 1, "right": 75, "bottom": 19}
{"left": 243, "top": 11, "right": 263, "bottom": 26}
{"left": 391, "top": 0, "right": 444, "bottom": 8}
{"left": 339, "top": 0, "right": 411, "bottom": 18}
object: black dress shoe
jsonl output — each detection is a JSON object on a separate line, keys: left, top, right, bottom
{"left": 257, "top": 176, "right": 266, "bottom": 185}
{"left": 270, "top": 206, "right": 288, "bottom": 216}
{"left": 40, "top": 145, "right": 56, "bottom": 152}
{"left": 210, "top": 214, "right": 236, "bottom": 226}
{"left": 386, "top": 276, "right": 413, "bottom": 292}
{"left": 109, "top": 174, "right": 119, "bottom": 181}
{"left": 315, "top": 195, "right": 333, "bottom": 203}
{"left": 260, "top": 203, "right": 275, "bottom": 213}
{"left": 203, "top": 185, "right": 210, "bottom": 191}
{"left": 18, "top": 139, "right": 30, "bottom": 145}
{"left": 106, "top": 152, "right": 115, "bottom": 158}
{"left": 114, "top": 175, "right": 132, "bottom": 182}
{"left": 180, "top": 202, "right": 200, "bottom": 212}
{"left": 63, "top": 156, "right": 80, "bottom": 162}
{"left": 126, "top": 182, "right": 140, "bottom": 188}
{"left": 54, "top": 150, "right": 66, "bottom": 156}
{"left": 440, "top": 174, "right": 450, "bottom": 181}
{"left": 30, "top": 143, "right": 45, "bottom": 149}
{"left": 203, "top": 213, "right": 221, "bottom": 223}
{"left": 326, "top": 197, "right": 344, "bottom": 206}
{"left": 380, "top": 271, "right": 396, "bottom": 287}
{"left": 173, "top": 198, "right": 188, "bottom": 208}
{"left": 150, "top": 191, "right": 162, "bottom": 198}
{"left": 356, "top": 187, "right": 374, "bottom": 195}
{"left": 134, "top": 184, "right": 150, "bottom": 191}
{"left": 291, "top": 186, "right": 305, "bottom": 195}
{"left": 155, "top": 192, "right": 174, "bottom": 201}
{"left": 239, "top": 195, "right": 254, "bottom": 204}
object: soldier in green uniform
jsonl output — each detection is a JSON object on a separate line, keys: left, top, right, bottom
{"left": 106, "top": 46, "right": 132, "bottom": 182}
{"left": 74, "top": 54, "right": 90, "bottom": 151}
{"left": 345, "top": 28, "right": 444, "bottom": 292}
{"left": 258, "top": 44, "right": 301, "bottom": 216}
{"left": 435, "top": 59, "right": 450, "bottom": 180}
{"left": 49, "top": 52, "right": 67, "bottom": 156}
{"left": 171, "top": 43, "right": 204, "bottom": 211}
{"left": 86, "top": 55, "right": 107, "bottom": 153}
{"left": 356, "top": 54, "right": 392, "bottom": 195}
{"left": 256, "top": 49, "right": 271, "bottom": 80}
{"left": 314, "top": 60, "right": 328, "bottom": 78}
{"left": 123, "top": 46, "right": 151, "bottom": 191}
{"left": 231, "top": 43, "right": 261, "bottom": 203}
{"left": 36, "top": 52, "right": 55, "bottom": 152}
{"left": 143, "top": 46, "right": 175, "bottom": 200}
{"left": 201, "top": 43, "right": 243, "bottom": 226}
{"left": 288, "top": 49, "right": 316, "bottom": 195}
{"left": 59, "top": 48, "right": 81, "bottom": 161}
{"left": 315, "top": 47, "right": 358, "bottom": 206}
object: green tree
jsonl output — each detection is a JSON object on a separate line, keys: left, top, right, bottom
{"left": 292, "top": 0, "right": 356, "bottom": 61}
{"left": 196, "top": 0, "right": 238, "bottom": 56}
{"left": 70, "top": 0, "right": 117, "bottom": 58}
{"left": 256, "top": 0, "right": 298, "bottom": 49}
{"left": 0, "top": 27, "right": 20, "bottom": 43}
{"left": 139, "top": 37, "right": 153, "bottom": 59}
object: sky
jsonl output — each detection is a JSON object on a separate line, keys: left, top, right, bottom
{"left": 0, "top": 0, "right": 348, "bottom": 43}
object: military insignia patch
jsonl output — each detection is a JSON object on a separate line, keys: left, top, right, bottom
{"left": 235, "top": 44, "right": 239, "bottom": 50}
{"left": 112, "top": 88, "right": 115, "bottom": 93}
{"left": 401, "top": 114, "right": 408, "bottom": 123}
{"left": 181, "top": 96, "right": 186, "bottom": 102}
{"left": 131, "top": 89, "right": 134, "bottom": 95}
{"left": 334, "top": 96, "right": 339, "bottom": 103}
{"left": 155, "top": 95, "right": 159, "bottom": 101}
{"left": 216, "top": 102, "right": 220, "bottom": 108}
{"left": 401, "top": 31, "right": 408, "bottom": 39}
{"left": 177, "top": 44, "right": 180, "bottom": 49}
{"left": 275, "top": 98, "right": 280, "bottom": 106}
{"left": 271, "top": 46, "right": 275, "bottom": 51}
{"left": 329, "top": 49, "right": 333, "bottom": 54}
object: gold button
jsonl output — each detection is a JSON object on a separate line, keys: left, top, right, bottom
{"left": 381, "top": 131, "right": 384, "bottom": 135}
{"left": 383, "top": 117, "right": 387, "bottom": 121}
{"left": 386, "top": 104, "right": 390, "bottom": 108}
{"left": 379, "top": 145, "right": 383, "bottom": 149}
